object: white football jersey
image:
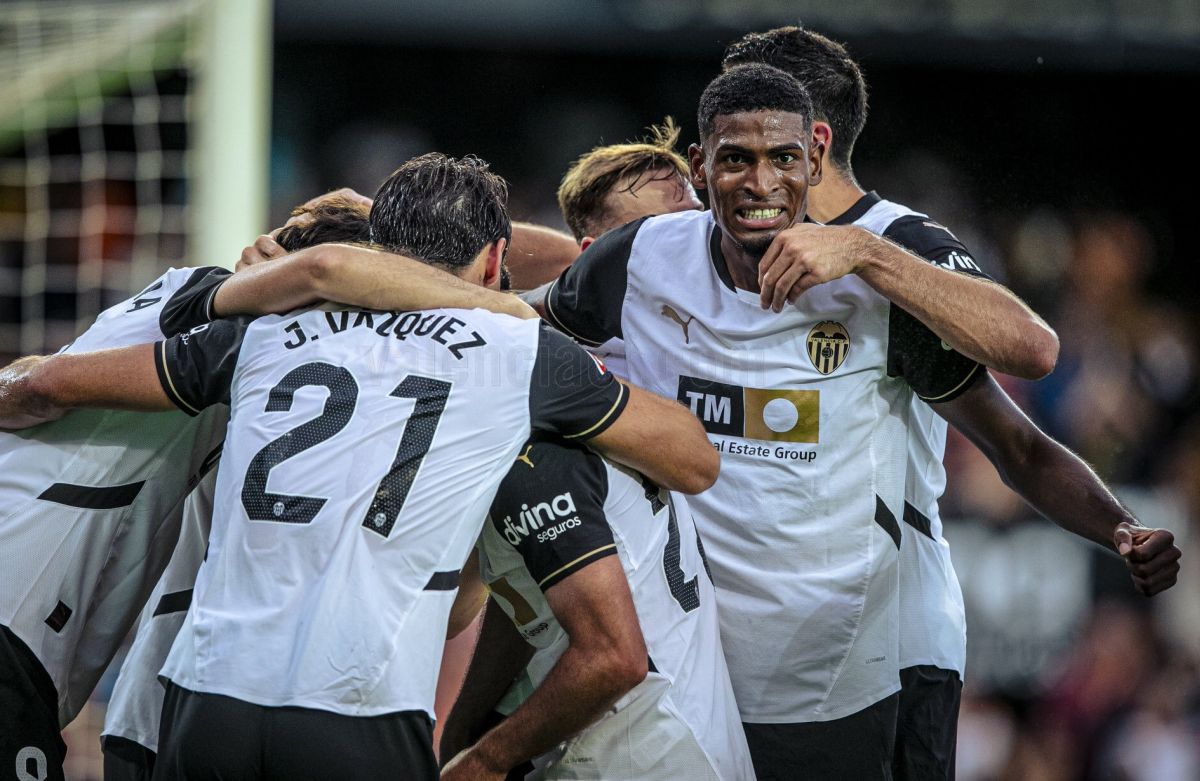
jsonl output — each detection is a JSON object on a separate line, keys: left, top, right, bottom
{"left": 835, "top": 192, "right": 991, "bottom": 677}
{"left": 477, "top": 435, "right": 754, "bottom": 781}
{"left": 102, "top": 469, "right": 216, "bottom": 751}
{"left": 0, "top": 267, "right": 228, "bottom": 725}
{"left": 152, "top": 307, "right": 628, "bottom": 718}
{"left": 546, "top": 209, "right": 982, "bottom": 722}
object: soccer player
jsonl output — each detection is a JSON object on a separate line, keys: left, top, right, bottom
{"left": 554, "top": 118, "right": 703, "bottom": 375}
{"left": 0, "top": 188, "right": 545, "bottom": 780}
{"left": 97, "top": 196, "right": 375, "bottom": 781}
{"left": 723, "top": 26, "right": 1182, "bottom": 779}
{"left": 436, "top": 129, "right": 730, "bottom": 781}
{"left": 518, "top": 63, "right": 988, "bottom": 779}
{"left": 0, "top": 266, "right": 229, "bottom": 781}
{"left": 440, "top": 432, "right": 753, "bottom": 781}
{"left": 1, "top": 153, "right": 717, "bottom": 780}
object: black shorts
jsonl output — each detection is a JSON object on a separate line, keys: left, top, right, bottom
{"left": 0, "top": 625, "right": 66, "bottom": 781}
{"left": 893, "top": 665, "right": 962, "bottom": 781}
{"left": 153, "top": 681, "right": 437, "bottom": 781}
{"left": 102, "top": 735, "right": 156, "bottom": 781}
{"left": 742, "top": 692, "right": 899, "bottom": 781}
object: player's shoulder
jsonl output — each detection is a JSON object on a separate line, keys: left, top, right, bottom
{"left": 640, "top": 208, "right": 713, "bottom": 240}
{"left": 863, "top": 197, "right": 965, "bottom": 246}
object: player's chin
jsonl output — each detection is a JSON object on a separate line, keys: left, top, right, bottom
{"left": 734, "top": 232, "right": 777, "bottom": 259}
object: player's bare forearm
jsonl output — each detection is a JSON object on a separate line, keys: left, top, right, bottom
{"left": 855, "top": 233, "right": 1058, "bottom": 379}
{"left": 0, "top": 356, "right": 63, "bottom": 428}
{"left": 214, "top": 244, "right": 538, "bottom": 320}
{"left": 447, "top": 559, "right": 646, "bottom": 778}
{"left": 446, "top": 550, "right": 487, "bottom": 639}
{"left": 506, "top": 223, "right": 580, "bottom": 291}
{"left": 0, "top": 346, "right": 172, "bottom": 426}
{"left": 440, "top": 598, "right": 534, "bottom": 764}
{"left": 937, "top": 373, "right": 1180, "bottom": 594}
{"left": 588, "top": 384, "right": 719, "bottom": 494}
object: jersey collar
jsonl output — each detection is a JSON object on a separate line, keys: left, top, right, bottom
{"left": 708, "top": 223, "right": 738, "bottom": 293}
{"left": 826, "top": 191, "right": 882, "bottom": 226}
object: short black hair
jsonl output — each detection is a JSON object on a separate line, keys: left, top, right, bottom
{"left": 697, "top": 63, "right": 813, "bottom": 142}
{"left": 369, "top": 152, "right": 512, "bottom": 272}
{"left": 723, "top": 27, "right": 867, "bottom": 171}
{"left": 274, "top": 195, "right": 371, "bottom": 253}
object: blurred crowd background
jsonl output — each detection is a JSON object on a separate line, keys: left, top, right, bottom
{"left": 4, "top": 1, "right": 1197, "bottom": 779}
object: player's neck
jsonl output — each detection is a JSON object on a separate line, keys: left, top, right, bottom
{"left": 807, "top": 167, "right": 867, "bottom": 224}
{"left": 719, "top": 233, "right": 764, "bottom": 293}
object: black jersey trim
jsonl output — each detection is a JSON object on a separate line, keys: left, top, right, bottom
{"left": 562, "top": 382, "right": 628, "bottom": 440}
{"left": 153, "top": 589, "right": 194, "bottom": 617}
{"left": 544, "top": 278, "right": 605, "bottom": 348}
{"left": 874, "top": 496, "right": 902, "bottom": 550}
{"left": 154, "top": 340, "right": 202, "bottom": 416}
{"left": 708, "top": 226, "right": 737, "bottom": 293}
{"left": 37, "top": 480, "right": 145, "bottom": 509}
{"left": 827, "top": 191, "right": 883, "bottom": 226}
{"left": 45, "top": 601, "right": 73, "bottom": 633}
{"left": 423, "top": 570, "right": 462, "bottom": 591}
{"left": 537, "top": 544, "right": 617, "bottom": 591}
{"left": 0, "top": 625, "right": 60, "bottom": 717}
{"left": 918, "top": 362, "right": 984, "bottom": 403}
{"left": 902, "top": 502, "right": 936, "bottom": 541}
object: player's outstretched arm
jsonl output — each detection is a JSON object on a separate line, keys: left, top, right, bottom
{"left": 441, "top": 558, "right": 647, "bottom": 781}
{"left": 757, "top": 223, "right": 1059, "bottom": 379}
{"left": 589, "top": 384, "right": 719, "bottom": 495}
{"left": 936, "top": 372, "right": 1181, "bottom": 596}
{"left": 212, "top": 242, "right": 537, "bottom": 321}
{"left": 0, "top": 345, "right": 172, "bottom": 428}
{"left": 440, "top": 598, "right": 536, "bottom": 766}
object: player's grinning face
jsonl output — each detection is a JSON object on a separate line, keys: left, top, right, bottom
{"left": 690, "top": 110, "right": 818, "bottom": 261}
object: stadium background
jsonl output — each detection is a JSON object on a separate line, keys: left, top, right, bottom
{"left": 4, "top": 1, "right": 1198, "bottom": 778}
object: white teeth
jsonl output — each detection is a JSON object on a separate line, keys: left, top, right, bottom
{"left": 743, "top": 208, "right": 782, "bottom": 220}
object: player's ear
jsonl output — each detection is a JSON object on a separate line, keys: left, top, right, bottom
{"left": 579, "top": 236, "right": 595, "bottom": 252}
{"left": 688, "top": 143, "right": 707, "bottom": 191}
{"left": 482, "top": 238, "right": 507, "bottom": 289}
{"left": 808, "top": 125, "right": 826, "bottom": 186}
{"left": 812, "top": 121, "right": 832, "bottom": 159}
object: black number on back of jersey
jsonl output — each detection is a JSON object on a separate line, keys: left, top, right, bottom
{"left": 242, "top": 362, "right": 358, "bottom": 524}
{"left": 643, "top": 477, "right": 704, "bottom": 613}
{"left": 240, "top": 361, "right": 451, "bottom": 532}
{"left": 361, "top": 376, "right": 450, "bottom": 538}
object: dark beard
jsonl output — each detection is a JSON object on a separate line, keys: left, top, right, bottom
{"left": 737, "top": 233, "right": 775, "bottom": 259}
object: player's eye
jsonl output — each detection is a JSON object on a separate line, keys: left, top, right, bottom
{"left": 723, "top": 153, "right": 747, "bottom": 166}
{"left": 775, "top": 152, "right": 799, "bottom": 165}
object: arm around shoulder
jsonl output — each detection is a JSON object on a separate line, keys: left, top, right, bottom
{"left": 0, "top": 344, "right": 172, "bottom": 427}
{"left": 588, "top": 383, "right": 718, "bottom": 495}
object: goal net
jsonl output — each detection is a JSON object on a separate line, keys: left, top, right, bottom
{"left": 0, "top": 0, "right": 268, "bottom": 364}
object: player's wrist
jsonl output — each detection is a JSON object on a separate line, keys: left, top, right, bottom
{"left": 846, "top": 226, "right": 887, "bottom": 277}
{"left": 469, "top": 733, "right": 517, "bottom": 774}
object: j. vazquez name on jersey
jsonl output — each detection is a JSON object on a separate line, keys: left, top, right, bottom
{"left": 677, "top": 375, "right": 819, "bottom": 447}
{"left": 279, "top": 310, "right": 488, "bottom": 359}
{"left": 502, "top": 492, "right": 582, "bottom": 545}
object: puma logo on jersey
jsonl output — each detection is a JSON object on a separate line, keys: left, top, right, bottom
{"left": 516, "top": 445, "right": 535, "bottom": 469}
{"left": 501, "top": 492, "right": 578, "bottom": 545}
{"left": 660, "top": 304, "right": 695, "bottom": 344}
